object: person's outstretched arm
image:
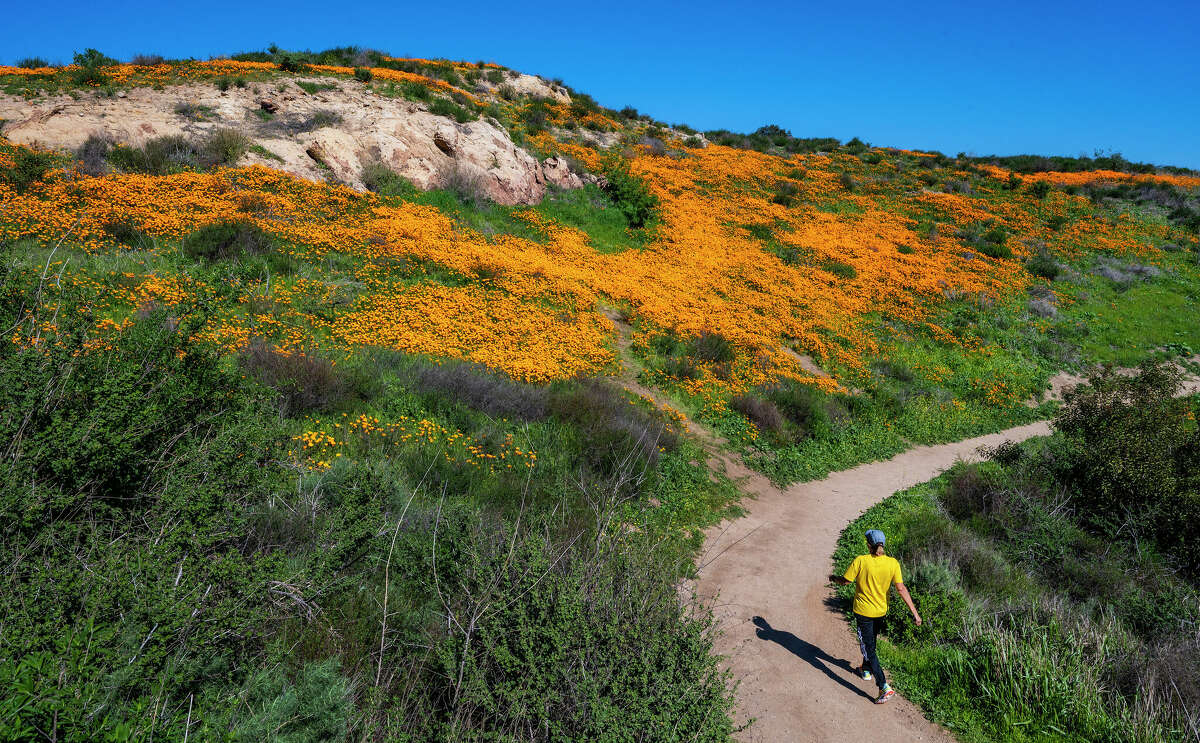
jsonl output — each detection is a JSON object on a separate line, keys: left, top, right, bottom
{"left": 894, "top": 582, "right": 922, "bottom": 625}
{"left": 829, "top": 574, "right": 851, "bottom": 585}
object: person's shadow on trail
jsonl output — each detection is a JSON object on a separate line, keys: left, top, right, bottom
{"left": 751, "top": 616, "right": 874, "bottom": 701}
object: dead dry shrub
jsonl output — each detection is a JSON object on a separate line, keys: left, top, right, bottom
{"left": 437, "top": 161, "right": 491, "bottom": 208}
{"left": 731, "top": 394, "right": 784, "bottom": 434}
{"left": 403, "top": 359, "right": 550, "bottom": 422}
{"left": 551, "top": 380, "right": 678, "bottom": 479}
{"left": 239, "top": 338, "right": 348, "bottom": 416}
{"left": 76, "top": 133, "right": 113, "bottom": 176}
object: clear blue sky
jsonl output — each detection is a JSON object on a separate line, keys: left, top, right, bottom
{"left": 5, "top": 0, "right": 1198, "bottom": 168}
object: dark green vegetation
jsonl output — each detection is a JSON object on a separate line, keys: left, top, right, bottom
{"left": 834, "top": 363, "right": 1200, "bottom": 742}
{"left": 0, "top": 261, "right": 738, "bottom": 740}
{"left": 89, "top": 129, "right": 252, "bottom": 176}
{"left": 963, "top": 150, "right": 1196, "bottom": 176}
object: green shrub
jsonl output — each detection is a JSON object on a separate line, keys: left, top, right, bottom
{"left": 1046, "top": 214, "right": 1069, "bottom": 231}
{"left": 839, "top": 172, "right": 857, "bottom": 191}
{"left": 0, "top": 278, "right": 374, "bottom": 737}
{"left": 550, "top": 380, "right": 677, "bottom": 477}
{"left": 174, "top": 101, "right": 217, "bottom": 121}
{"left": 361, "top": 161, "right": 416, "bottom": 197}
{"left": 397, "top": 357, "right": 550, "bottom": 422}
{"left": 225, "top": 660, "right": 351, "bottom": 743}
{"left": 202, "top": 127, "right": 250, "bottom": 166}
{"left": 1029, "top": 180, "right": 1052, "bottom": 199}
{"left": 69, "top": 49, "right": 114, "bottom": 87}
{"left": 601, "top": 158, "right": 660, "bottom": 230}
{"left": 277, "top": 54, "right": 309, "bottom": 73}
{"left": 353, "top": 66, "right": 373, "bottom": 82}
{"left": 687, "top": 331, "right": 735, "bottom": 362}
{"left": 296, "top": 80, "right": 339, "bottom": 95}
{"left": 661, "top": 356, "right": 700, "bottom": 380}
{"left": 102, "top": 219, "right": 154, "bottom": 249}
{"left": 731, "top": 394, "right": 784, "bottom": 434}
{"left": 765, "top": 379, "right": 844, "bottom": 438}
{"left": 822, "top": 259, "right": 858, "bottom": 279}
{"left": 17, "top": 57, "right": 49, "bottom": 69}
{"left": 239, "top": 338, "right": 350, "bottom": 416}
{"left": 293, "top": 109, "right": 342, "bottom": 132}
{"left": 1, "top": 148, "right": 64, "bottom": 193}
{"left": 183, "top": 220, "right": 274, "bottom": 261}
{"left": 428, "top": 96, "right": 477, "bottom": 123}
{"left": 771, "top": 179, "right": 799, "bottom": 206}
{"left": 843, "top": 136, "right": 868, "bottom": 155}
{"left": 485, "top": 68, "right": 504, "bottom": 84}
{"left": 1026, "top": 250, "right": 1060, "bottom": 280}
{"left": 107, "top": 130, "right": 247, "bottom": 175}
{"left": 387, "top": 509, "right": 734, "bottom": 739}
{"left": 73, "top": 48, "right": 116, "bottom": 67}
{"left": 1055, "top": 362, "right": 1200, "bottom": 576}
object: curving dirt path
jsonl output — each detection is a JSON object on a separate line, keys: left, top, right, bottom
{"left": 692, "top": 423, "right": 1051, "bottom": 742}
{"left": 601, "top": 308, "right": 1200, "bottom": 741}
{"left": 691, "top": 369, "right": 1200, "bottom": 742}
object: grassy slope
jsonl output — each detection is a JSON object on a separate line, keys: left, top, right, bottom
{"left": 2, "top": 47, "right": 1200, "bottom": 740}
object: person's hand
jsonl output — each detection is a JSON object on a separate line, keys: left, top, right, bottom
{"left": 913, "top": 614, "right": 923, "bottom": 626}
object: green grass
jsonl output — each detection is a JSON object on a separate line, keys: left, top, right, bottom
{"left": 295, "top": 80, "right": 339, "bottom": 94}
{"left": 248, "top": 143, "right": 284, "bottom": 162}
{"left": 1065, "top": 273, "right": 1200, "bottom": 364}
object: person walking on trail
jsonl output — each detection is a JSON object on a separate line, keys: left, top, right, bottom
{"left": 830, "top": 529, "right": 922, "bottom": 704}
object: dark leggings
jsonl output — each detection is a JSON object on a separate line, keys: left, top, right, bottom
{"left": 855, "top": 613, "right": 887, "bottom": 689}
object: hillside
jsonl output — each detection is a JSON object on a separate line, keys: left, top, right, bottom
{"left": 2, "top": 45, "right": 1200, "bottom": 741}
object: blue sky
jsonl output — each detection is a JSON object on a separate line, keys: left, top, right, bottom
{"left": 5, "top": 0, "right": 1198, "bottom": 168}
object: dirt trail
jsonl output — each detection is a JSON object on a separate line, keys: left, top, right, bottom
{"left": 692, "top": 369, "right": 1200, "bottom": 742}
{"left": 693, "top": 424, "right": 1049, "bottom": 742}
{"left": 601, "top": 310, "right": 1200, "bottom": 741}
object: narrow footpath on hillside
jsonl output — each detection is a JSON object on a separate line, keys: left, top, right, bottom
{"left": 603, "top": 310, "right": 1200, "bottom": 741}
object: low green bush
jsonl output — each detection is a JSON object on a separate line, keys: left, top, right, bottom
{"left": 361, "top": 161, "right": 417, "bottom": 197}
{"left": 731, "top": 394, "right": 784, "bottom": 434}
{"left": 1026, "top": 249, "right": 1060, "bottom": 280}
{"left": 822, "top": 259, "right": 858, "bottom": 279}
{"left": 688, "top": 331, "right": 735, "bottom": 363}
{"left": 0, "top": 148, "right": 65, "bottom": 192}
{"left": 428, "top": 96, "right": 477, "bottom": 123}
{"left": 183, "top": 220, "right": 274, "bottom": 261}
{"left": 239, "top": 338, "right": 351, "bottom": 416}
{"left": 601, "top": 158, "right": 660, "bottom": 230}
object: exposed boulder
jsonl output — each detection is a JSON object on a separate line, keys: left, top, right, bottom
{"left": 542, "top": 156, "right": 583, "bottom": 189}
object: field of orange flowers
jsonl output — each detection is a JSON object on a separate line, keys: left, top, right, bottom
{"left": 3, "top": 66, "right": 1199, "bottom": 483}
{"left": 3, "top": 134, "right": 1184, "bottom": 386}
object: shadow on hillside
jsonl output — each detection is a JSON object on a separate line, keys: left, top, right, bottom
{"left": 751, "top": 616, "right": 873, "bottom": 701}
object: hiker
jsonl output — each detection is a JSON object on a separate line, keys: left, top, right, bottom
{"left": 829, "top": 529, "right": 921, "bottom": 704}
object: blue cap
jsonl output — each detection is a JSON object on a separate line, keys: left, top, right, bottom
{"left": 865, "top": 529, "right": 886, "bottom": 546}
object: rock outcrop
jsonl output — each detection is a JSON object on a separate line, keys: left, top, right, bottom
{"left": 0, "top": 77, "right": 587, "bottom": 205}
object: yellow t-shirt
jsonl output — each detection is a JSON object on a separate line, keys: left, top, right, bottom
{"left": 843, "top": 554, "right": 903, "bottom": 618}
